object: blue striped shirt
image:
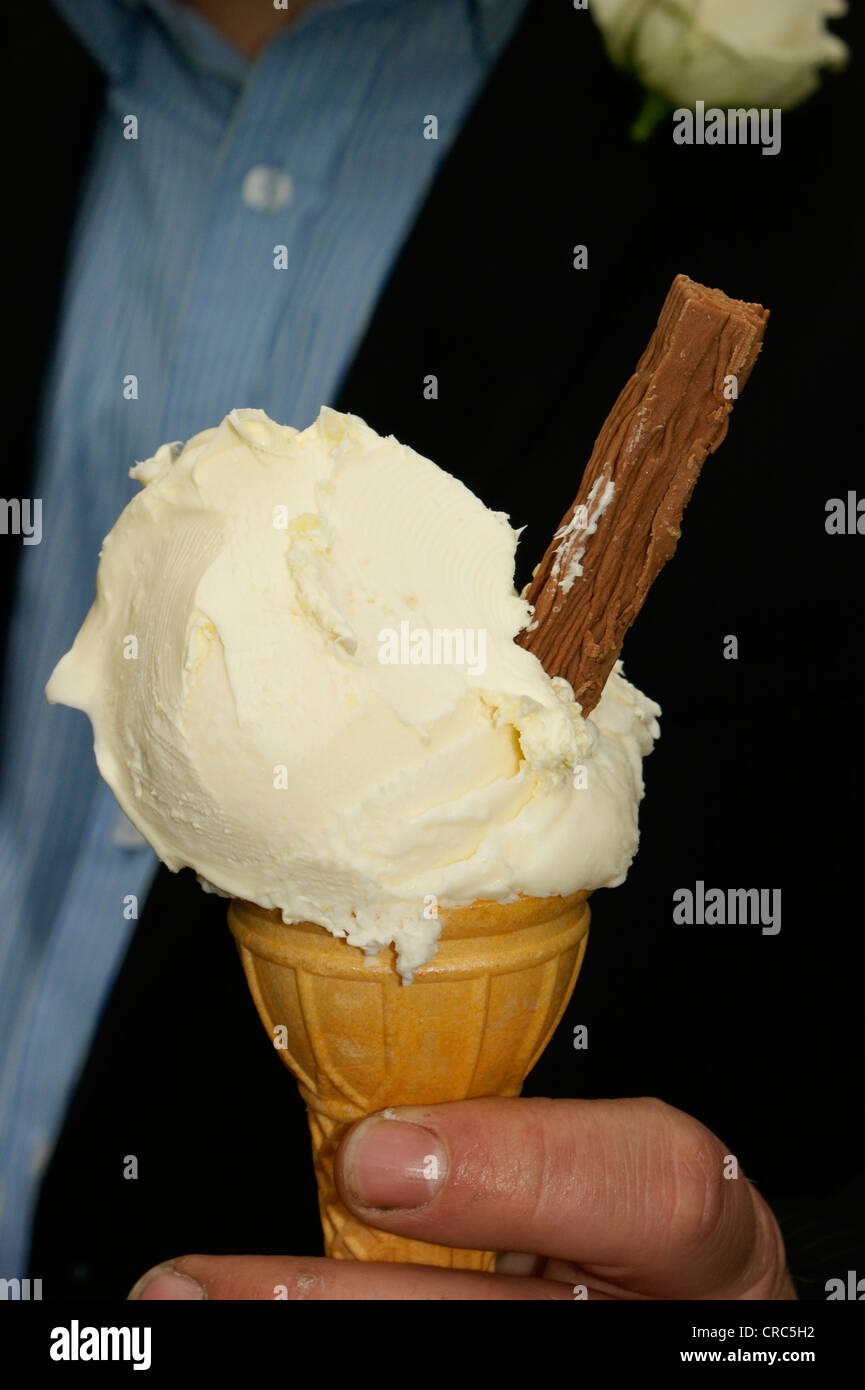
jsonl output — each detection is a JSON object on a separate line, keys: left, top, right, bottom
{"left": 0, "top": 0, "right": 527, "bottom": 1275}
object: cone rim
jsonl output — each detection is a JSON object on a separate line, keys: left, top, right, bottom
{"left": 228, "top": 892, "right": 591, "bottom": 983}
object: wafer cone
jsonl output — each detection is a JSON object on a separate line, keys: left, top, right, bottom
{"left": 228, "top": 891, "right": 590, "bottom": 1269}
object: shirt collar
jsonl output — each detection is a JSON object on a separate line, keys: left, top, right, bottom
{"left": 50, "top": 0, "right": 246, "bottom": 85}
{"left": 51, "top": 0, "right": 512, "bottom": 86}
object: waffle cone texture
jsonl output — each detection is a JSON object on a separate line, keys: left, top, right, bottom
{"left": 228, "top": 891, "right": 591, "bottom": 1269}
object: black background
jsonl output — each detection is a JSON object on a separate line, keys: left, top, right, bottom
{"left": 2, "top": 0, "right": 861, "bottom": 1302}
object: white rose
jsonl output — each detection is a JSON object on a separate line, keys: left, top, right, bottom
{"left": 589, "top": 0, "right": 849, "bottom": 110}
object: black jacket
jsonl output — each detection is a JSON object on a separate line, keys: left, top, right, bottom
{"left": 4, "top": 0, "right": 863, "bottom": 1300}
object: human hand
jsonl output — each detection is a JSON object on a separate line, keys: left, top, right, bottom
{"left": 128, "top": 1096, "right": 796, "bottom": 1300}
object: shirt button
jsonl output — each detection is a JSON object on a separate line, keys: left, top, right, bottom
{"left": 242, "top": 165, "right": 294, "bottom": 213}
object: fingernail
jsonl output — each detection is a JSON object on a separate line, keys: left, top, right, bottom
{"left": 128, "top": 1262, "right": 205, "bottom": 1300}
{"left": 342, "top": 1114, "right": 447, "bottom": 1209}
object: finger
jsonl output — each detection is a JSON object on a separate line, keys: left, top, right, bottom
{"left": 334, "top": 1097, "right": 794, "bottom": 1299}
{"left": 541, "top": 1258, "right": 650, "bottom": 1298}
{"left": 495, "top": 1252, "right": 545, "bottom": 1277}
{"left": 127, "top": 1254, "right": 575, "bottom": 1301}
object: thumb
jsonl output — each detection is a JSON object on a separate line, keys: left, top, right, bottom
{"left": 335, "top": 1096, "right": 794, "bottom": 1299}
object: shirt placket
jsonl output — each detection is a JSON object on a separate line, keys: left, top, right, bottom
{"left": 158, "top": 17, "right": 392, "bottom": 434}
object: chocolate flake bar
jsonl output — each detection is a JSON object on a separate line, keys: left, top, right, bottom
{"left": 516, "top": 274, "right": 769, "bottom": 715}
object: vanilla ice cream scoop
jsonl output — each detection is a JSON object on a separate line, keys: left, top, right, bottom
{"left": 46, "top": 407, "right": 660, "bottom": 980}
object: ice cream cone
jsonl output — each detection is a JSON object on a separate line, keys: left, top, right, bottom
{"left": 228, "top": 891, "right": 590, "bottom": 1270}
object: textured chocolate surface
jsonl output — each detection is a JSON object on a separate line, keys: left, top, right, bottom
{"left": 516, "top": 275, "right": 769, "bottom": 714}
